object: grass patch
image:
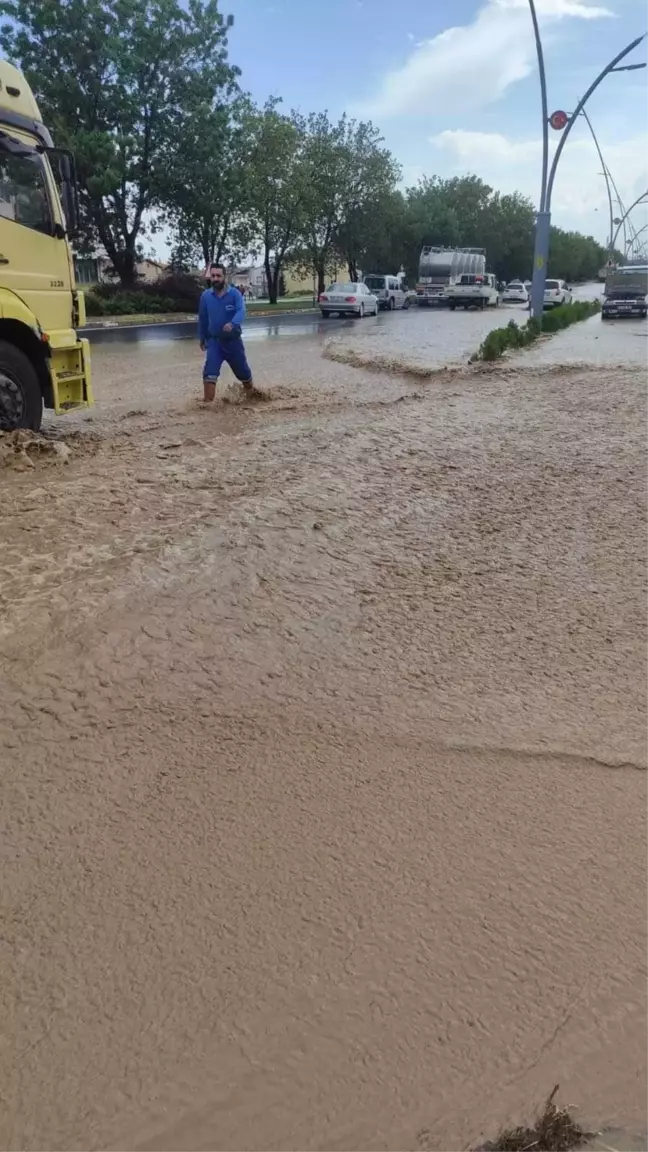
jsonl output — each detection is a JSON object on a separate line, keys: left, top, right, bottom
{"left": 472, "top": 300, "right": 600, "bottom": 362}
{"left": 479, "top": 1086, "right": 593, "bottom": 1152}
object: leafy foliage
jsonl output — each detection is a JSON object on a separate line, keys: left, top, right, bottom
{"left": 0, "top": 0, "right": 239, "bottom": 284}
{"left": 0, "top": 1, "right": 611, "bottom": 295}
{"left": 243, "top": 99, "right": 306, "bottom": 304}
{"left": 85, "top": 272, "right": 203, "bottom": 314}
{"left": 474, "top": 300, "right": 600, "bottom": 361}
{"left": 157, "top": 95, "right": 253, "bottom": 269}
{"left": 297, "top": 112, "right": 399, "bottom": 290}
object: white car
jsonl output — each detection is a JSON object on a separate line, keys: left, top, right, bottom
{"left": 319, "top": 282, "right": 379, "bottom": 318}
{"left": 544, "top": 279, "right": 573, "bottom": 308}
{"left": 363, "top": 274, "right": 410, "bottom": 310}
{"left": 502, "top": 281, "right": 529, "bottom": 304}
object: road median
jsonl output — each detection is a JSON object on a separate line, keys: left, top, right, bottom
{"left": 472, "top": 300, "right": 601, "bottom": 362}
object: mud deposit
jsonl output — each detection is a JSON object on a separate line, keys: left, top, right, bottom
{"left": 0, "top": 333, "right": 646, "bottom": 1151}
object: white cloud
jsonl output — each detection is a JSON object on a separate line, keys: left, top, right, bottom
{"left": 352, "top": 0, "right": 613, "bottom": 119}
{"left": 428, "top": 127, "right": 648, "bottom": 240}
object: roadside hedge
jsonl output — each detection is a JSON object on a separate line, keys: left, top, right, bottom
{"left": 84, "top": 273, "right": 204, "bottom": 317}
{"left": 473, "top": 299, "right": 600, "bottom": 362}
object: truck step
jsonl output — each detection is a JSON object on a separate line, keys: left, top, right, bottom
{"left": 50, "top": 340, "right": 93, "bottom": 416}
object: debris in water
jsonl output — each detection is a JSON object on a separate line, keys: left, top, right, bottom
{"left": 0, "top": 429, "right": 72, "bottom": 470}
{"left": 478, "top": 1086, "right": 593, "bottom": 1152}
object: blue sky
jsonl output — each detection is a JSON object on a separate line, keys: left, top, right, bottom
{"left": 226, "top": 0, "right": 648, "bottom": 247}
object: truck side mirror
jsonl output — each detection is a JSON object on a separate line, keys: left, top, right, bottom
{"left": 47, "top": 147, "right": 79, "bottom": 235}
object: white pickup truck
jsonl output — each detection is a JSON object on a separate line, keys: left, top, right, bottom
{"left": 444, "top": 273, "right": 500, "bottom": 310}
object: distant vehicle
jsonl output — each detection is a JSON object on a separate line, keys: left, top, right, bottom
{"left": 543, "top": 279, "right": 573, "bottom": 308}
{"left": 319, "top": 282, "right": 379, "bottom": 318}
{"left": 524, "top": 280, "right": 532, "bottom": 291}
{"left": 363, "top": 274, "right": 410, "bottom": 310}
{"left": 599, "top": 286, "right": 641, "bottom": 320}
{"left": 445, "top": 272, "right": 499, "bottom": 310}
{"left": 502, "top": 281, "right": 529, "bottom": 304}
{"left": 416, "top": 247, "right": 486, "bottom": 306}
{"left": 604, "top": 262, "right": 648, "bottom": 297}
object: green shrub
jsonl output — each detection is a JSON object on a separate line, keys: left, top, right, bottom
{"left": 474, "top": 298, "right": 600, "bottom": 361}
{"left": 84, "top": 292, "right": 104, "bottom": 316}
{"left": 84, "top": 272, "right": 204, "bottom": 318}
{"left": 85, "top": 291, "right": 183, "bottom": 316}
{"left": 480, "top": 329, "right": 506, "bottom": 361}
{"left": 113, "top": 293, "right": 175, "bottom": 315}
{"left": 540, "top": 299, "right": 599, "bottom": 334}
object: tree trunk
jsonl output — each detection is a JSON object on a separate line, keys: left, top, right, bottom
{"left": 262, "top": 254, "right": 274, "bottom": 304}
{"left": 269, "top": 265, "right": 280, "bottom": 304}
{"left": 348, "top": 259, "right": 358, "bottom": 282}
{"left": 265, "top": 254, "right": 280, "bottom": 304}
{"left": 317, "top": 264, "right": 326, "bottom": 296}
{"left": 111, "top": 247, "right": 138, "bottom": 288}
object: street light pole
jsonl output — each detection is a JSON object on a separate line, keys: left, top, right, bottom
{"left": 580, "top": 110, "right": 614, "bottom": 257}
{"left": 528, "top": 18, "right": 647, "bottom": 319}
{"left": 528, "top": 0, "right": 549, "bottom": 215}
{"left": 611, "top": 190, "right": 648, "bottom": 251}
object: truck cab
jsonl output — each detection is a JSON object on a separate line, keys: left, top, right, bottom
{"left": 0, "top": 59, "right": 92, "bottom": 431}
{"left": 445, "top": 273, "right": 500, "bottom": 310}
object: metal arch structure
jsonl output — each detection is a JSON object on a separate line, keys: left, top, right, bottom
{"left": 579, "top": 109, "right": 614, "bottom": 255}
{"left": 527, "top": 7, "right": 647, "bottom": 319}
{"left": 611, "top": 190, "right": 648, "bottom": 252}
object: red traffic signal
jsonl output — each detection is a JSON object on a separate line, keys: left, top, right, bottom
{"left": 549, "top": 109, "right": 569, "bottom": 130}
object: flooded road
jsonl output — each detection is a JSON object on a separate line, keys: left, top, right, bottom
{"left": 1, "top": 307, "right": 646, "bottom": 1151}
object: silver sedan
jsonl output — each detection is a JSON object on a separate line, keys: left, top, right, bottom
{"left": 319, "top": 282, "right": 379, "bottom": 318}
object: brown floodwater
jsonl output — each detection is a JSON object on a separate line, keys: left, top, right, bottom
{"left": 0, "top": 326, "right": 646, "bottom": 1151}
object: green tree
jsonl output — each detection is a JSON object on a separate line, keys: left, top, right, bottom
{"left": 244, "top": 100, "right": 305, "bottom": 305}
{"left": 298, "top": 113, "right": 399, "bottom": 293}
{"left": 548, "top": 227, "right": 606, "bottom": 282}
{"left": 159, "top": 96, "right": 253, "bottom": 270}
{"left": 335, "top": 190, "right": 409, "bottom": 279}
{"left": 481, "top": 191, "right": 535, "bottom": 281}
{"left": 0, "top": 0, "right": 239, "bottom": 285}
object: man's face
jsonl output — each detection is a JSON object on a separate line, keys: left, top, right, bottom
{"left": 210, "top": 269, "right": 225, "bottom": 290}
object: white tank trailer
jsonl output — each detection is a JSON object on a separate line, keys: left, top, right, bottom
{"left": 415, "top": 246, "right": 486, "bottom": 306}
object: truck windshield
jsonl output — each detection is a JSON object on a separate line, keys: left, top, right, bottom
{"left": 0, "top": 143, "right": 52, "bottom": 235}
{"left": 364, "top": 277, "right": 385, "bottom": 290}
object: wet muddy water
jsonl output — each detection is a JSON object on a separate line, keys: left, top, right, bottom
{"left": 0, "top": 313, "right": 646, "bottom": 1150}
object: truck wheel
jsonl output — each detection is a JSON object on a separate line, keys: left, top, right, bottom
{"left": 0, "top": 341, "right": 43, "bottom": 432}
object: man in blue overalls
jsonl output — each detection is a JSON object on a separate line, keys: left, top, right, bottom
{"left": 199, "top": 263, "right": 255, "bottom": 402}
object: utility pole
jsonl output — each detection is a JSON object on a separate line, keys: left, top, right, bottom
{"left": 527, "top": 7, "right": 646, "bottom": 319}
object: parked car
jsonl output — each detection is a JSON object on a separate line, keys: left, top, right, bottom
{"left": 445, "top": 272, "right": 499, "bottom": 310}
{"left": 602, "top": 287, "right": 648, "bottom": 319}
{"left": 502, "top": 281, "right": 529, "bottom": 304}
{"left": 544, "top": 279, "right": 572, "bottom": 308}
{"left": 363, "top": 274, "right": 410, "bottom": 310}
{"left": 319, "top": 282, "right": 379, "bottom": 318}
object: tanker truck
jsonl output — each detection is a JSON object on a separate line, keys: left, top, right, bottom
{"left": 415, "top": 246, "right": 486, "bottom": 306}
{"left": 0, "top": 59, "right": 92, "bottom": 431}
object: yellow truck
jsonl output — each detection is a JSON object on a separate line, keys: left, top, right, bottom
{"left": 0, "top": 59, "right": 92, "bottom": 431}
